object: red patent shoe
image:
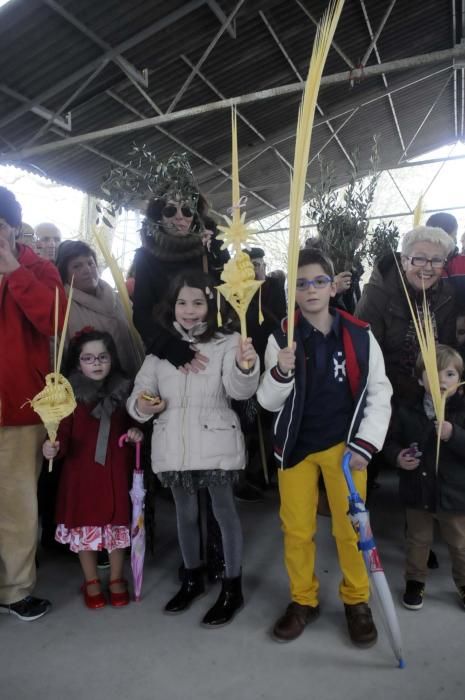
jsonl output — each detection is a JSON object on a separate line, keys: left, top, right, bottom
{"left": 109, "top": 578, "right": 130, "bottom": 607}
{"left": 81, "top": 578, "right": 106, "bottom": 609}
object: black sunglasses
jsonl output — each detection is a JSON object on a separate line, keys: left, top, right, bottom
{"left": 162, "top": 204, "right": 193, "bottom": 218}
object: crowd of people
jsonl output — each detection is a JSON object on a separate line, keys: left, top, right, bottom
{"left": 1, "top": 171, "right": 465, "bottom": 652}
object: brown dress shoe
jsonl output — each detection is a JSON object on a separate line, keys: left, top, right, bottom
{"left": 272, "top": 601, "right": 320, "bottom": 642}
{"left": 344, "top": 603, "right": 378, "bottom": 647}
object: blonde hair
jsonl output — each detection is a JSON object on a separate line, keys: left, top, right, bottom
{"left": 415, "top": 344, "right": 464, "bottom": 378}
{"left": 401, "top": 225, "right": 455, "bottom": 258}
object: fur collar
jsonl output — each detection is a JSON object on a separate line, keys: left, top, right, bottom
{"left": 69, "top": 370, "right": 131, "bottom": 406}
{"left": 143, "top": 221, "right": 204, "bottom": 262}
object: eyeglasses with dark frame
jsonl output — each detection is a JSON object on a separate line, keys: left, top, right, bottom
{"left": 296, "top": 275, "right": 333, "bottom": 290}
{"left": 79, "top": 352, "right": 111, "bottom": 365}
{"left": 162, "top": 204, "right": 194, "bottom": 219}
{"left": 406, "top": 255, "right": 446, "bottom": 269}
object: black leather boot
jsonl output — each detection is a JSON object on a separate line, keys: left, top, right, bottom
{"left": 164, "top": 567, "right": 205, "bottom": 614}
{"left": 201, "top": 574, "right": 244, "bottom": 627}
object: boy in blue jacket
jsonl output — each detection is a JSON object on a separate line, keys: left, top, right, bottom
{"left": 257, "top": 248, "right": 392, "bottom": 647}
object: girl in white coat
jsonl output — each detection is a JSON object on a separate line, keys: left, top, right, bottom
{"left": 127, "top": 271, "right": 259, "bottom": 627}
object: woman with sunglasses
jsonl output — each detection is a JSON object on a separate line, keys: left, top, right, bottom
{"left": 356, "top": 226, "right": 456, "bottom": 406}
{"left": 132, "top": 189, "right": 229, "bottom": 370}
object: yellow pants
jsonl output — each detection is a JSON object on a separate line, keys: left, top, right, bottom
{"left": 278, "top": 441, "right": 369, "bottom": 606}
{"left": 0, "top": 425, "right": 45, "bottom": 604}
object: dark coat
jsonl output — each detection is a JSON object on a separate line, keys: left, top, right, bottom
{"left": 55, "top": 377, "right": 133, "bottom": 528}
{"left": 245, "top": 275, "right": 287, "bottom": 368}
{"left": 384, "top": 394, "right": 465, "bottom": 512}
{"left": 132, "top": 226, "right": 228, "bottom": 366}
{"left": 355, "top": 253, "right": 456, "bottom": 403}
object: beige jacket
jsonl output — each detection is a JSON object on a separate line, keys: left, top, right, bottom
{"left": 65, "top": 280, "right": 141, "bottom": 378}
{"left": 127, "top": 329, "right": 259, "bottom": 473}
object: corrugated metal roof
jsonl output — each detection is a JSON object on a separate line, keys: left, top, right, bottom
{"left": 0, "top": 0, "right": 461, "bottom": 220}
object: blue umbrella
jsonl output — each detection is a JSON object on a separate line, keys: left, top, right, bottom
{"left": 342, "top": 452, "right": 405, "bottom": 668}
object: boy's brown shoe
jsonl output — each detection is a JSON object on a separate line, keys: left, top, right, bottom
{"left": 344, "top": 602, "right": 378, "bottom": 647}
{"left": 272, "top": 601, "right": 320, "bottom": 642}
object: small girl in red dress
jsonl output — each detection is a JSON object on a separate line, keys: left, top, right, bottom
{"left": 43, "top": 328, "right": 142, "bottom": 609}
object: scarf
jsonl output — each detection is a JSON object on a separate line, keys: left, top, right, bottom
{"left": 142, "top": 221, "right": 204, "bottom": 263}
{"left": 69, "top": 371, "right": 131, "bottom": 465}
{"left": 399, "top": 284, "right": 439, "bottom": 380}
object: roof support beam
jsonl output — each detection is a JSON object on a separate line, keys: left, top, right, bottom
{"left": 397, "top": 72, "right": 453, "bottom": 163}
{"left": 180, "top": 54, "right": 310, "bottom": 194}
{"left": 259, "top": 10, "right": 354, "bottom": 167}
{"left": 0, "top": 84, "right": 72, "bottom": 131}
{"left": 105, "top": 90, "right": 276, "bottom": 212}
{"left": 294, "top": 0, "right": 354, "bottom": 69}
{"left": 207, "top": 0, "right": 237, "bottom": 38}
{"left": 40, "top": 0, "right": 148, "bottom": 87}
{"left": 360, "top": 0, "right": 397, "bottom": 68}
{"left": 0, "top": 0, "right": 207, "bottom": 130}
{"left": 166, "top": 0, "right": 246, "bottom": 113}
{"left": 22, "top": 60, "right": 108, "bottom": 149}
{"left": 3, "top": 50, "right": 461, "bottom": 162}
{"left": 359, "top": 0, "right": 405, "bottom": 152}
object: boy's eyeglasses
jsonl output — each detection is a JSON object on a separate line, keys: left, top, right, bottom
{"left": 296, "top": 275, "right": 333, "bottom": 290}
{"left": 79, "top": 352, "right": 111, "bottom": 365}
{"left": 406, "top": 255, "right": 446, "bottom": 269}
{"left": 162, "top": 204, "right": 193, "bottom": 218}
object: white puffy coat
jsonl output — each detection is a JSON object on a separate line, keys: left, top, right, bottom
{"left": 127, "top": 329, "right": 259, "bottom": 473}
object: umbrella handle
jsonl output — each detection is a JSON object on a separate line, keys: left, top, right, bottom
{"left": 118, "top": 432, "right": 141, "bottom": 471}
{"left": 342, "top": 451, "right": 358, "bottom": 498}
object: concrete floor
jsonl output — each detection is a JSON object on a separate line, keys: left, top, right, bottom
{"left": 1, "top": 473, "right": 464, "bottom": 700}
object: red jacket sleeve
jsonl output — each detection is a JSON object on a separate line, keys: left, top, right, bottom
{"left": 6, "top": 260, "right": 66, "bottom": 336}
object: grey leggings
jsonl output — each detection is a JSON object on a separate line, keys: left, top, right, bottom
{"left": 171, "top": 484, "right": 243, "bottom": 578}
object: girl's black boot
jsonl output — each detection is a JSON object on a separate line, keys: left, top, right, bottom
{"left": 201, "top": 574, "right": 243, "bottom": 627}
{"left": 164, "top": 567, "right": 205, "bottom": 614}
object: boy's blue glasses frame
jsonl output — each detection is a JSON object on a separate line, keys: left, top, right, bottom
{"left": 296, "top": 275, "right": 333, "bottom": 290}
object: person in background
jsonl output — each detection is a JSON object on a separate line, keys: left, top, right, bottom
{"left": 425, "top": 212, "right": 458, "bottom": 243}
{"left": 384, "top": 345, "right": 465, "bottom": 611}
{"left": 426, "top": 213, "right": 465, "bottom": 300}
{"left": 16, "top": 223, "right": 37, "bottom": 251}
{"left": 35, "top": 222, "right": 62, "bottom": 263}
{"left": 55, "top": 240, "right": 141, "bottom": 379}
{"left": 0, "top": 187, "right": 66, "bottom": 621}
{"left": 356, "top": 226, "right": 456, "bottom": 407}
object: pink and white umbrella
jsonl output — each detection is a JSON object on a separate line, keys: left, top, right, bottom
{"left": 119, "top": 433, "right": 146, "bottom": 602}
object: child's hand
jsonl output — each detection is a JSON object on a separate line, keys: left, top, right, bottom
{"left": 397, "top": 448, "right": 420, "bottom": 470}
{"left": 127, "top": 427, "right": 143, "bottom": 443}
{"left": 43, "top": 440, "right": 59, "bottom": 459}
{"left": 347, "top": 449, "right": 369, "bottom": 471}
{"left": 277, "top": 343, "right": 296, "bottom": 374}
{"left": 236, "top": 337, "right": 257, "bottom": 368}
{"left": 136, "top": 393, "right": 167, "bottom": 416}
{"left": 435, "top": 420, "right": 453, "bottom": 441}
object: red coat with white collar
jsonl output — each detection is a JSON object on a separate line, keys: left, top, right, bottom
{"left": 0, "top": 244, "right": 66, "bottom": 426}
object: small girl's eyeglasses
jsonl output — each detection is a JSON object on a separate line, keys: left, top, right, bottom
{"left": 79, "top": 352, "right": 111, "bottom": 365}
{"left": 296, "top": 275, "right": 333, "bottom": 290}
{"left": 162, "top": 204, "right": 193, "bottom": 218}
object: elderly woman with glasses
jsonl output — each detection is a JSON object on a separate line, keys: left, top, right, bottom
{"left": 356, "top": 225, "right": 456, "bottom": 405}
